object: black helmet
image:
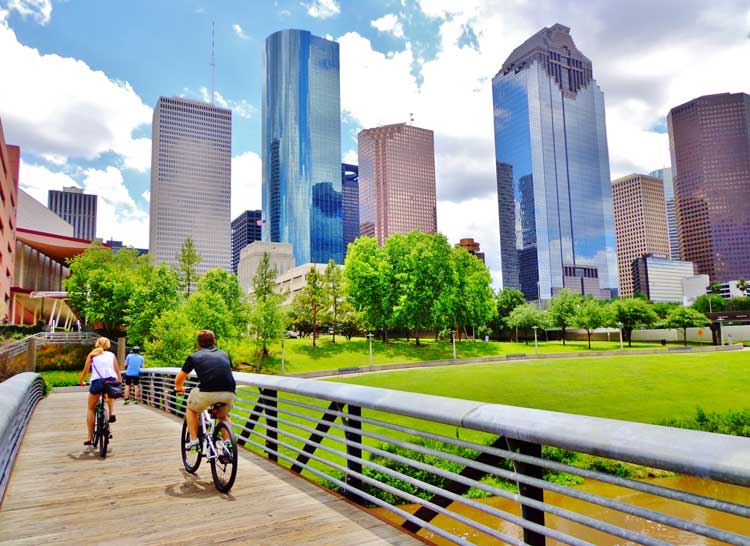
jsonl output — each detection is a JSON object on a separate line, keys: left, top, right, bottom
{"left": 132, "top": 346, "right": 140, "bottom": 353}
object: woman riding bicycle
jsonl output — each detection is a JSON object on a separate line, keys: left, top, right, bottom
{"left": 79, "top": 337, "right": 122, "bottom": 445}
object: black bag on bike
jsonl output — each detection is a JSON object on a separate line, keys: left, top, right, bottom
{"left": 105, "top": 380, "right": 124, "bottom": 399}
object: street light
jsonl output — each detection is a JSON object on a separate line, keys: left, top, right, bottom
{"left": 281, "top": 336, "right": 285, "bottom": 375}
{"left": 616, "top": 321, "right": 624, "bottom": 350}
{"left": 532, "top": 325, "right": 538, "bottom": 355}
{"left": 451, "top": 330, "right": 457, "bottom": 361}
{"left": 367, "top": 333, "right": 374, "bottom": 370}
{"left": 717, "top": 317, "right": 725, "bottom": 346}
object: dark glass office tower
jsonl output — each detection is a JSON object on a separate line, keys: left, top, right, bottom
{"left": 341, "top": 163, "right": 359, "bottom": 257}
{"left": 668, "top": 93, "right": 750, "bottom": 282}
{"left": 48, "top": 187, "right": 97, "bottom": 240}
{"left": 231, "top": 210, "right": 262, "bottom": 274}
{"left": 262, "top": 29, "right": 342, "bottom": 265}
{"left": 493, "top": 24, "right": 617, "bottom": 300}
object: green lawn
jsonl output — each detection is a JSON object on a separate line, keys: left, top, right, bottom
{"left": 331, "top": 350, "right": 750, "bottom": 424}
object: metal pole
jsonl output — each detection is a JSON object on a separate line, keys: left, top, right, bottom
{"left": 368, "top": 334, "right": 373, "bottom": 370}
{"left": 452, "top": 331, "right": 456, "bottom": 360}
{"left": 281, "top": 337, "right": 285, "bottom": 375}
{"left": 533, "top": 326, "right": 538, "bottom": 354}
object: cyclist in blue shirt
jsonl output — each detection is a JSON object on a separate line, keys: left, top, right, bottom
{"left": 123, "top": 346, "right": 145, "bottom": 404}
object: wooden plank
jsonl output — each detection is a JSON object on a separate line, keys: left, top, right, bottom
{"left": 0, "top": 393, "right": 421, "bottom": 545}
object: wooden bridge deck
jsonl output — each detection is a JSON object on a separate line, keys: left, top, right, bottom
{"left": 0, "top": 393, "right": 421, "bottom": 545}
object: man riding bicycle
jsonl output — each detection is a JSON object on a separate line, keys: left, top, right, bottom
{"left": 174, "top": 330, "right": 236, "bottom": 451}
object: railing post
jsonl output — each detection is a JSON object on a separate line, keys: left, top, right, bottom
{"left": 25, "top": 337, "right": 36, "bottom": 372}
{"left": 263, "top": 389, "right": 278, "bottom": 462}
{"left": 344, "top": 404, "right": 364, "bottom": 504}
{"left": 506, "top": 438, "right": 546, "bottom": 546}
{"left": 117, "top": 337, "right": 126, "bottom": 371}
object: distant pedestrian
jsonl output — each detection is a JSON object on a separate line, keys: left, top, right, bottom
{"left": 123, "top": 346, "right": 144, "bottom": 404}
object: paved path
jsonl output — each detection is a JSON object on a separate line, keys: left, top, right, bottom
{"left": 0, "top": 393, "right": 420, "bottom": 545}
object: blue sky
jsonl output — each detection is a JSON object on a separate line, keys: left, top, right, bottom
{"left": 1, "top": 0, "right": 748, "bottom": 285}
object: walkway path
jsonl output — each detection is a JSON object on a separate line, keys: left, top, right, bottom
{"left": 0, "top": 393, "right": 420, "bottom": 545}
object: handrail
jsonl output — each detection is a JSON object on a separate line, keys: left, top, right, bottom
{"left": 0, "top": 373, "right": 45, "bottom": 505}
{"left": 139, "top": 368, "right": 750, "bottom": 545}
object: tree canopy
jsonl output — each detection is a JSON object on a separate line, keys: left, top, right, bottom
{"left": 548, "top": 289, "right": 582, "bottom": 345}
{"left": 176, "top": 238, "right": 201, "bottom": 295}
{"left": 664, "top": 306, "right": 710, "bottom": 346}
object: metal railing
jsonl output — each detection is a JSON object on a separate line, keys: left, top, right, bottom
{"left": 0, "top": 372, "right": 45, "bottom": 504}
{"left": 139, "top": 368, "right": 750, "bottom": 545}
{"left": 0, "top": 332, "right": 101, "bottom": 361}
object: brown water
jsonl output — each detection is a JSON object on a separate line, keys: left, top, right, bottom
{"left": 371, "top": 476, "right": 750, "bottom": 545}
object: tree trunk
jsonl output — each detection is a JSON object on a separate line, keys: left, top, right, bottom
{"left": 626, "top": 327, "right": 633, "bottom": 347}
{"left": 332, "top": 302, "right": 337, "bottom": 344}
{"left": 683, "top": 328, "right": 688, "bottom": 347}
{"left": 312, "top": 304, "right": 317, "bottom": 347}
{"left": 415, "top": 330, "right": 420, "bottom": 346}
{"left": 562, "top": 326, "right": 566, "bottom": 345}
{"left": 587, "top": 331, "right": 592, "bottom": 349}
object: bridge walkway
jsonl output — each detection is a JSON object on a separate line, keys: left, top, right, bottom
{"left": 0, "top": 392, "right": 420, "bottom": 545}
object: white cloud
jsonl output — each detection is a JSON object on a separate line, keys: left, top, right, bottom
{"left": 0, "top": 20, "right": 152, "bottom": 171}
{"left": 303, "top": 0, "right": 339, "bottom": 19}
{"left": 279, "top": 9, "right": 291, "bottom": 17}
{"left": 232, "top": 23, "right": 249, "bottom": 40}
{"left": 198, "top": 87, "right": 257, "bottom": 119}
{"left": 17, "top": 160, "right": 79, "bottom": 205}
{"left": 141, "top": 191, "right": 150, "bottom": 203}
{"left": 4, "top": 0, "right": 51, "bottom": 25}
{"left": 343, "top": 149, "right": 357, "bottom": 165}
{"left": 371, "top": 14, "right": 404, "bottom": 39}
{"left": 231, "top": 151, "right": 262, "bottom": 219}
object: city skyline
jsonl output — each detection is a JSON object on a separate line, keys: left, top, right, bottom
{"left": 0, "top": 1, "right": 748, "bottom": 287}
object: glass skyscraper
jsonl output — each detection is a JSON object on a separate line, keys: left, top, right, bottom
{"left": 493, "top": 24, "right": 617, "bottom": 300}
{"left": 649, "top": 167, "right": 679, "bottom": 260}
{"left": 341, "top": 163, "right": 359, "bottom": 257}
{"left": 262, "top": 29, "right": 342, "bottom": 265}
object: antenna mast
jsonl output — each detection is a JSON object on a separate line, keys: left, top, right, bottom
{"left": 210, "top": 20, "right": 215, "bottom": 105}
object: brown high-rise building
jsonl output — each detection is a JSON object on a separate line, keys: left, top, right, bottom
{"left": 668, "top": 92, "right": 750, "bottom": 281}
{"left": 0, "top": 119, "right": 19, "bottom": 320}
{"left": 358, "top": 123, "right": 437, "bottom": 245}
{"left": 611, "top": 174, "right": 671, "bottom": 297}
{"left": 458, "top": 238, "right": 486, "bottom": 264}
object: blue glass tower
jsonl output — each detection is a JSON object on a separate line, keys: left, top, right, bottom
{"left": 493, "top": 24, "right": 618, "bottom": 300}
{"left": 262, "top": 29, "right": 343, "bottom": 265}
{"left": 341, "top": 163, "right": 359, "bottom": 257}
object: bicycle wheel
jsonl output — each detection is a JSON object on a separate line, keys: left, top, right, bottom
{"left": 99, "top": 405, "right": 109, "bottom": 458}
{"left": 210, "top": 422, "right": 237, "bottom": 493}
{"left": 181, "top": 419, "right": 201, "bottom": 473}
{"left": 92, "top": 404, "right": 102, "bottom": 448}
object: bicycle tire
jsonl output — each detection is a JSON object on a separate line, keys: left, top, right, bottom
{"left": 181, "top": 419, "right": 201, "bottom": 473}
{"left": 92, "top": 403, "right": 102, "bottom": 448}
{"left": 210, "top": 422, "right": 237, "bottom": 493}
{"left": 99, "top": 404, "right": 109, "bottom": 458}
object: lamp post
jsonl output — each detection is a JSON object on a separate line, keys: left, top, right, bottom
{"left": 532, "top": 326, "right": 538, "bottom": 355}
{"left": 451, "top": 330, "right": 457, "bottom": 361}
{"left": 616, "top": 321, "right": 624, "bottom": 350}
{"left": 281, "top": 336, "right": 285, "bottom": 375}
{"left": 367, "top": 333, "right": 374, "bottom": 370}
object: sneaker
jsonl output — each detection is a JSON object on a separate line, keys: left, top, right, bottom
{"left": 124, "top": 400, "right": 130, "bottom": 405}
{"left": 133, "top": 400, "right": 139, "bottom": 405}
{"left": 185, "top": 439, "right": 200, "bottom": 453}
{"left": 109, "top": 415, "right": 117, "bottom": 423}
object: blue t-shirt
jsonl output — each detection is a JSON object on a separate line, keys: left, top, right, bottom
{"left": 124, "top": 354, "right": 144, "bottom": 376}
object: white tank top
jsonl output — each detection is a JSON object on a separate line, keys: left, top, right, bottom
{"left": 91, "top": 351, "right": 117, "bottom": 380}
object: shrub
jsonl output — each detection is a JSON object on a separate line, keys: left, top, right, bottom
{"left": 661, "top": 407, "right": 750, "bottom": 437}
{"left": 35, "top": 344, "right": 92, "bottom": 371}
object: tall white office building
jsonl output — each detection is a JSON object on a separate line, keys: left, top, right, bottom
{"left": 149, "top": 97, "right": 232, "bottom": 273}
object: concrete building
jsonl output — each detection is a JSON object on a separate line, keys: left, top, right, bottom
{"left": 682, "top": 274, "right": 710, "bottom": 306}
{"left": 611, "top": 173, "right": 671, "bottom": 298}
{"left": 649, "top": 168, "right": 679, "bottom": 259}
{"left": 231, "top": 210, "right": 262, "bottom": 274}
{"left": 458, "top": 238, "right": 485, "bottom": 264}
{"left": 632, "top": 253, "right": 695, "bottom": 303}
{"left": 715, "top": 280, "right": 750, "bottom": 300}
{"left": 48, "top": 187, "right": 97, "bottom": 241}
{"left": 18, "top": 189, "right": 74, "bottom": 237}
{"left": 668, "top": 92, "right": 750, "bottom": 282}
{"left": 149, "top": 96, "right": 232, "bottom": 274}
{"left": 105, "top": 240, "right": 148, "bottom": 256}
{"left": 358, "top": 123, "right": 437, "bottom": 245}
{"left": 0, "top": 120, "right": 19, "bottom": 319}
{"left": 274, "top": 262, "right": 331, "bottom": 304}
{"left": 262, "top": 30, "right": 342, "bottom": 266}
{"left": 342, "top": 163, "right": 359, "bottom": 257}
{"left": 237, "top": 241, "right": 295, "bottom": 294}
{"left": 493, "top": 24, "right": 617, "bottom": 301}
{"left": 561, "top": 264, "right": 611, "bottom": 300}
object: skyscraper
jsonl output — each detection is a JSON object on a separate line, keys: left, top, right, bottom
{"left": 493, "top": 24, "right": 617, "bottom": 300}
{"left": 649, "top": 168, "right": 679, "bottom": 260}
{"left": 611, "top": 173, "right": 671, "bottom": 297}
{"left": 231, "top": 210, "right": 262, "bottom": 274}
{"left": 48, "top": 187, "right": 97, "bottom": 240}
{"left": 149, "top": 97, "right": 232, "bottom": 273}
{"left": 0, "top": 119, "right": 19, "bottom": 319}
{"left": 341, "top": 163, "right": 359, "bottom": 257}
{"left": 262, "top": 29, "right": 342, "bottom": 265}
{"left": 358, "top": 123, "right": 437, "bottom": 245}
{"left": 667, "top": 92, "right": 750, "bottom": 281}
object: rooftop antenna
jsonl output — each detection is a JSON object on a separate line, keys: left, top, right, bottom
{"left": 210, "top": 20, "right": 215, "bottom": 105}
{"left": 409, "top": 113, "right": 414, "bottom": 125}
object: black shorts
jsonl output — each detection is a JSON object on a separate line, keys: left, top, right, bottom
{"left": 124, "top": 375, "right": 140, "bottom": 385}
{"left": 89, "top": 378, "right": 116, "bottom": 395}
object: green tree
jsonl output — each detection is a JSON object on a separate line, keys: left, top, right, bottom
{"left": 692, "top": 294, "right": 726, "bottom": 314}
{"left": 323, "top": 259, "right": 343, "bottom": 343}
{"left": 300, "top": 266, "right": 325, "bottom": 347}
{"left": 573, "top": 299, "right": 607, "bottom": 349}
{"left": 727, "top": 297, "right": 750, "bottom": 312}
{"left": 248, "top": 253, "right": 286, "bottom": 356}
{"left": 608, "top": 298, "right": 658, "bottom": 347}
{"left": 125, "top": 263, "right": 181, "bottom": 346}
{"left": 652, "top": 301, "right": 680, "bottom": 320}
{"left": 506, "top": 303, "right": 548, "bottom": 343}
{"left": 738, "top": 279, "right": 750, "bottom": 297}
{"left": 176, "top": 238, "right": 201, "bottom": 295}
{"left": 145, "top": 308, "right": 196, "bottom": 367}
{"left": 447, "top": 248, "right": 496, "bottom": 339}
{"left": 493, "top": 288, "right": 525, "bottom": 339}
{"left": 344, "top": 236, "right": 395, "bottom": 342}
{"left": 664, "top": 306, "right": 710, "bottom": 346}
{"left": 708, "top": 281, "right": 722, "bottom": 295}
{"left": 198, "top": 269, "right": 248, "bottom": 327}
{"left": 65, "top": 246, "right": 142, "bottom": 336}
{"left": 548, "top": 289, "right": 582, "bottom": 345}
{"left": 337, "top": 301, "right": 363, "bottom": 341}
{"left": 183, "top": 291, "right": 237, "bottom": 341}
